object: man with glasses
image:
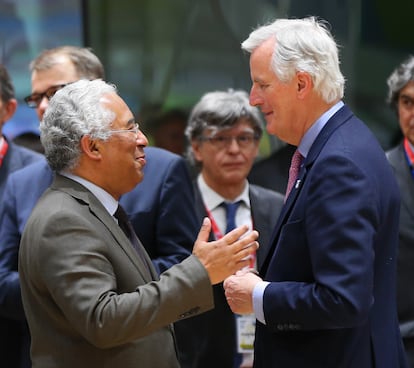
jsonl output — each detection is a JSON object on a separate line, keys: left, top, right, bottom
{"left": 386, "top": 55, "right": 414, "bottom": 367}
{"left": 0, "top": 46, "right": 199, "bottom": 367}
{"left": 175, "top": 89, "right": 284, "bottom": 368}
{"left": 18, "top": 79, "right": 259, "bottom": 368}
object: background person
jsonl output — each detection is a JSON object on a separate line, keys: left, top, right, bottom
{"left": 386, "top": 55, "right": 414, "bottom": 367}
{"left": 223, "top": 17, "right": 407, "bottom": 367}
{"left": 0, "top": 63, "right": 42, "bottom": 368}
{"left": 175, "top": 89, "right": 284, "bottom": 368}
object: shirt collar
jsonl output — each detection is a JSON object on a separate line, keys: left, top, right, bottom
{"left": 298, "top": 100, "right": 344, "bottom": 158}
{"left": 60, "top": 171, "right": 119, "bottom": 216}
{"left": 197, "top": 174, "right": 250, "bottom": 212}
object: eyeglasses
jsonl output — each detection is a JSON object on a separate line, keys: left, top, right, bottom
{"left": 200, "top": 133, "right": 260, "bottom": 149}
{"left": 24, "top": 84, "right": 68, "bottom": 108}
{"left": 109, "top": 122, "right": 141, "bottom": 136}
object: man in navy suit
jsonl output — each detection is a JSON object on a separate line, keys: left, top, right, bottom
{"left": 224, "top": 17, "right": 407, "bottom": 367}
{"left": 0, "top": 64, "right": 42, "bottom": 198}
{"left": 175, "top": 89, "right": 284, "bottom": 368}
{"left": 0, "top": 47, "right": 197, "bottom": 367}
{"left": 0, "top": 64, "right": 42, "bottom": 368}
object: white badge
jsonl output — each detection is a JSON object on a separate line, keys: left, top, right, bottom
{"left": 236, "top": 314, "right": 256, "bottom": 353}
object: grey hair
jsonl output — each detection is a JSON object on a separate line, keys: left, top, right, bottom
{"left": 185, "top": 89, "right": 263, "bottom": 165}
{"left": 40, "top": 79, "right": 116, "bottom": 172}
{"left": 242, "top": 16, "right": 345, "bottom": 103}
{"left": 386, "top": 55, "right": 414, "bottom": 113}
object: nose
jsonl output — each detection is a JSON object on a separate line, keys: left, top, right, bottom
{"left": 249, "top": 85, "right": 262, "bottom": 107}
{"left": 227, "top": 137, "right": 241, "bottom": 152}
{"left": 37, "top": 96, "right": 49, "bottom": 120}
{"left": 136, "top": 129, "right": 148, "bottom": 147}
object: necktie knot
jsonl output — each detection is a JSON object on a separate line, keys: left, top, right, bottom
{"left": 114, "top": 205, "right": 129, "bottom": 226}
{"left": 222, "top": 200, "right": 241, "bottom": 233}
{"left": 285, "top": 149, "right": 304, "bottom": 201}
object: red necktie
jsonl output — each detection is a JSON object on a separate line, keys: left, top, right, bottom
{"left": 285, "top": 149, "right": 303, "bottom": 202}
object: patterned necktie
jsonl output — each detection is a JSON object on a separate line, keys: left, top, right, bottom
{"left": 222, "top": 201, "right": 241, "bottom": 233}
{"left": 285, "top": 149, "right": 304, "bottom": 202}
{"left": 114, "top": 204, "right": 152, "bottom": 273}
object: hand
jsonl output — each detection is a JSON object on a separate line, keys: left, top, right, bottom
{"left": 193, "top": 217, "right": 259, "bottom": 285}
{"left": 223, "top": 269, "right": 262, "bottom": 314}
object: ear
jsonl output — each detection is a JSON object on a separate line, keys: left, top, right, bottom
{"left": 80, "top": 135, "right": 102, "bottom": 161}
{"left": 191, "top": 140, "right": 203, "bottom": 163}
{"left": 296, "top": 72, "right": 313, "bottom": 99}
{"left": 2, "top": 98, "right": 17, "bottom": 121}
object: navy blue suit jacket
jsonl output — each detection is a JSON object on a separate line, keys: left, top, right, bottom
{"left": 0, "top": 140, "right": 42, "bottom": 199}
{"left": 254, "top": 105, "right": 407, "bottom": 368}
{"left": 0, "top": 146, "right": 198, "bottom": 367}
{"left": 0, "top": 139, "right": 42, "bottom": 368}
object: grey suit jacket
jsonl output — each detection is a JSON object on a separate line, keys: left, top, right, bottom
{"left": 18, "top": 174, "right": 213, "bottom": 368}
{"left": 387, "top": 144, "right": 414, "bottom": 348}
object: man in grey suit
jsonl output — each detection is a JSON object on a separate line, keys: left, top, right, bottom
{"left": 18, "top": 79, "right": 259, "bottom": 368}
{"left": 175, "top": 89, "right": 284, "bottom": 368}
{"left": 386, "top": 55, "right": 414, "bottom": 367}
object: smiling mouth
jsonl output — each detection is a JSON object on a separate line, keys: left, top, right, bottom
{"left": 136, "top": 156, "right": 146, "bottom": 166}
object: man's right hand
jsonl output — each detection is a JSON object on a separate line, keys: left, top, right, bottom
{"left": 192, "top": 217, "right": 259, "bottom": 285}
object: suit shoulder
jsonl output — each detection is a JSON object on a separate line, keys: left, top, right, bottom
{"left": 250, "top": 183, "right": 284, "bottom": 202}
{"left": 9, "top": 158, "right": 50, "bottom": 180}
{"left": 8, "top": 141, "right": 43, "bottom": 162}
{"left": 145, "top": 146, "right": 181, "bottom": 162}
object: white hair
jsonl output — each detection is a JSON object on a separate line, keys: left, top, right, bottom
{"left": 242, "top": 17, "right": 345, "bottom": 103}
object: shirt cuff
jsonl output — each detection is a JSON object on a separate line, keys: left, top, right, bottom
{"left": 253, "top": 281, "right": 270, "bottom": 324}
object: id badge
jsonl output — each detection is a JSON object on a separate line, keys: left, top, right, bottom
{"left": 236, "top": 314, "right": 256, "bottom": 353}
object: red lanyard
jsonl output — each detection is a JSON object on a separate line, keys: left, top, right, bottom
{"left": 0, "top": 137, "right": 9, "bottom": 168}
{"left": 404, "top": 137, "right": 414, "bottom": 166}
{"left": 204, "top": 204, "right": 256, "bottom": 268}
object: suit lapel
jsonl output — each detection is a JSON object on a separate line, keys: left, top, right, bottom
{"left": 261, "top": 105, "right": 354, "bottom": 274}
{"left": 389, "top": 144, "right": 414, "bottom": 220}
{"left": 53, "top": 175, "right": 156, "bottom": 282}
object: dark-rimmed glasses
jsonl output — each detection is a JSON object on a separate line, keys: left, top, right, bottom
{"left": 200, "top": 133, "right": 260, "bottom": 150}
{"left": 24, "top": 84, "right": 68, "bottom": 108}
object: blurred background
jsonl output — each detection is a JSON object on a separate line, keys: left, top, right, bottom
{"left": 0, "top": 0, "right": 412, "bottom": 157}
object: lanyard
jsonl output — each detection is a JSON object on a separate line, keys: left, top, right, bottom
{"left": 0, "top": 137, "right": 9, "bottom": 168}
{"left": 403, "top": 137, "right": 414, "bottom": 180}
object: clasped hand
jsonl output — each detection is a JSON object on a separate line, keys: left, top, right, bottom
{"left": 223, "top": 268, "right": 263, "bottom": 315}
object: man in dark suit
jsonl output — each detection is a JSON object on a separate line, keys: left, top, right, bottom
{"left": 224, "top": 17, "right": 407, "bottom": 367}
{"left": 0, "top": 46, "right": 197, "bottom": 367}
{"left": 175, "top": 89, "right": 284, "bottom": 368}
{"left": 386, "top": 55, "right": 414, "bottom": 367}
{"left": 0, "top": 64, "right": 42, "bottom": 197}
{"left": 0, "top": 63, "right": 43, "bottom": 368}
{"left": 18, "top": 79, "right": 258, "bottom": 368}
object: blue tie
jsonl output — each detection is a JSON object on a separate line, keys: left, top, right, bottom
{"left": 223, "top": 201, "right": 241, "bottom": 233}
